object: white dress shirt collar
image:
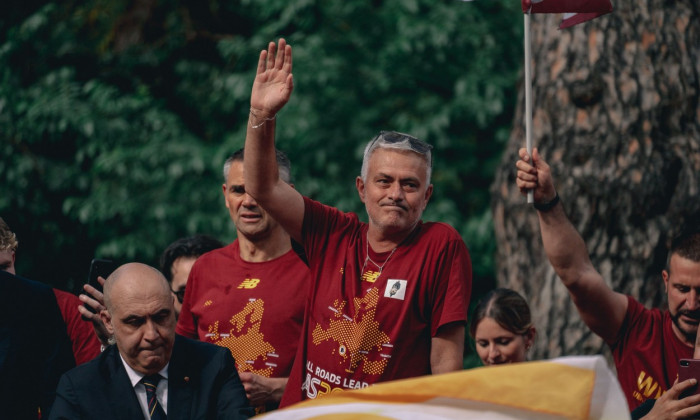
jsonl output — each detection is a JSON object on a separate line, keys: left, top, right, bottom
{"left": 119, "top": 353, "right": 170, "bottom": 418}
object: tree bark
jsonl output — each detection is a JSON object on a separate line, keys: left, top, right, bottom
{"left": 491, "top": 0, "right": 700, "bottom": 360}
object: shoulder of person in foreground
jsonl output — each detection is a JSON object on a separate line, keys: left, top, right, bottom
{"left": 171, "top": 335, "right": 254, "bottom": 418}
{"left": 49, "top": 345, "right": 127, "bottom": 420}
{"left": 53, "top": 343, "right": 121, "bottom": 387}
{"left": 0, "top": 270, "right": 76, "bottom": 419}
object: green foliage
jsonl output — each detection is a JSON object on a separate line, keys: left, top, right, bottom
{"left": 0, "top": 0, "right": 521, "bottom": 306}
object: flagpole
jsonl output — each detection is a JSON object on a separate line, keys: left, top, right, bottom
{"left": 524, "top": 11, "right": 534, "bottom": 203}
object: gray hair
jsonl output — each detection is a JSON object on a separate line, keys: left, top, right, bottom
{"left": 360, "top": 131, "right": 432, "bottom": 184}
{"left": 223, "top": 148, "right": 292, "bottom": 184}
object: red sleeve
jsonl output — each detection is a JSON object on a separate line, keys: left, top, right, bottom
{"left": 53, "top": 289, "right": 101, "bottom": 365}
{"left": 175, "top": 260, "right": 199, "bottom": 339}
{"left": 430, "top": 231, "right": 472, "bottom": 336}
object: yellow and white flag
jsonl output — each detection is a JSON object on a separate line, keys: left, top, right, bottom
{"left": 256, "top": 356, "right": 629, "bottom": 420}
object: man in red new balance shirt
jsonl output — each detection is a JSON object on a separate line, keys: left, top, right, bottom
{"left": 242, "top": 39, "right": 472, "bottom": 407}
{"left": 176, "top": 148, "right": 308, "bottom": 413}
{"left": 517, "top": 147, "right": 700, "bottom": 413}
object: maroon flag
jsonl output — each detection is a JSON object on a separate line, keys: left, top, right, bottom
{"left": 522, "top": 0, "right": 612, "bottom": 13}
{"left": 522, "top": 0, "right": 613, "bottom": 28}
{"left": 560, "top": 11, "right": 608, "bottom": 28}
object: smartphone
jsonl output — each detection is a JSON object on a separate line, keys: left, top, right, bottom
{"left": 83, "top": 258, "right": 117, "bottom": 314}
{"left": 679, "top": 359, "right": 700, "bottom": 397}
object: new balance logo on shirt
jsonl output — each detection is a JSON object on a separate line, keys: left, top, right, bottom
{"left": 238, "top": 278, "right": 260, "bottom": 289}
{"left": 362, "top": 271, "right": 381, "bottom": 283}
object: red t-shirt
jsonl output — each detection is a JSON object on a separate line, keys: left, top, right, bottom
{"left": 176, "top": 241, "right": 308, "bottom": 381}
{"left": 280, "top": 197, "right": 472, "bottom": 406}
{"left": 611, "top": 296, "right": 693, "bottom": 409}
{"left": 53, "top": 289, "right": 101, "bottom": 365}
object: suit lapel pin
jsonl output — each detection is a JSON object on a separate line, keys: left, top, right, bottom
{"left": 184, "top": 376, "right": 190, "bottom": 383}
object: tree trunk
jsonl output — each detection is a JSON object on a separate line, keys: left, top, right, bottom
{"left": 491, "top": 0, "right": 700, "bottom": 360}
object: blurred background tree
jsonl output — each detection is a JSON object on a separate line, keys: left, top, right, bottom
{"left": 0, "top": 0, "right": 522, "bottom": 364}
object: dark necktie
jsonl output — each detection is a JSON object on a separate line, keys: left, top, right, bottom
{"left": 142, "top": 374, "right": 167, "bottom": 420}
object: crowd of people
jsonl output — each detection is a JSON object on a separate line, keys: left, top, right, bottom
{"left": 2, "top": 37, "right": 700, "bottom": 420}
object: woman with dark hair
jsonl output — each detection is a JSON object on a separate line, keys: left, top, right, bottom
{"left": 469, "top": 288, "right": 536, "bottom": 365}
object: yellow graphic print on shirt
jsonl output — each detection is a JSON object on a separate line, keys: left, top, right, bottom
{"left": 312, "top": 287, "right": 391, "bottom": 375}
{"left": 634, "top": 370, "right": 664, "bottom": 402}
{"left": 362, "top": 270, "right": 380, "bottom": 283}
{"left": 207, "top": 299, "right": 276, "bottom": 377}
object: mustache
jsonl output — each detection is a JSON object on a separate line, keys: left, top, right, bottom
{"left": 380, "top": 201, "right": 407, "bottom": 211}
{"left": 240, "top": 210, "right": 261, "bottom": 216}
{"left": 675, "top": 310, "right": 700, "bottom": 321}
{"left": 670, "top": 311, "right": 699, "bottom": 343}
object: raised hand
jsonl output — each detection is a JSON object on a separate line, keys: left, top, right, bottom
{"left": 250, "top": 38, "right": 294, "bottom": 119}
{"left": 515, "top": 147, "right": 557, "bottom": 204}
{"left": 78, "top": 276, "right": 111, "bottom": 346}
{"left": 639, "top": 379, "right": 700, "bottom": 420}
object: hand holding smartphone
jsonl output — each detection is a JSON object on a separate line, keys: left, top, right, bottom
{"left": 83, "top": 259, "right": 117, "bottom": 314}
{"left": 679, "top": 359, "right": 700, "bottom": 398}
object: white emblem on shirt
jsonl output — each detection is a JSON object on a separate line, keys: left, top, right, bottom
{"left": 384, "top": 279, "right": 407, "bottom": 300}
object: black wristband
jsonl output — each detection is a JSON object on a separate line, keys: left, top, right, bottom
{"left": 533, "top": 192, "right": 560, "bottom": 212}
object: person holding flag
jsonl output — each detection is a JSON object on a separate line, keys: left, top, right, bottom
{"left": 516, "top": 147, "right": 700, "bottom": 410}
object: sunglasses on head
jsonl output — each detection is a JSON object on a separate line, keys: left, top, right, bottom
{"left": 172, "top": 288, "right": 186, "bottom": 304}
{"left": 370, "top": 131, "right": 433, "bottom": 165}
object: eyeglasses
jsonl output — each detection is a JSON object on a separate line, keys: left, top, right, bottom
{"left": 171, "top": 288, "right": 186, "bottom": 304}
{"left": 369, "top": 131, "right": 433, "bottom": 166}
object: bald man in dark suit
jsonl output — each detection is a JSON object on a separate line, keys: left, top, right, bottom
{"left": 50, "top": 263, "right": 252, "bottom": 420}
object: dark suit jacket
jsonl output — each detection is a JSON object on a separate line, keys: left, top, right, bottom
{"left": 50, "top": 335, "right": 253, "bottom": 420}
{"left": 0, "top": 270, "right": 75, "bottom": 419}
